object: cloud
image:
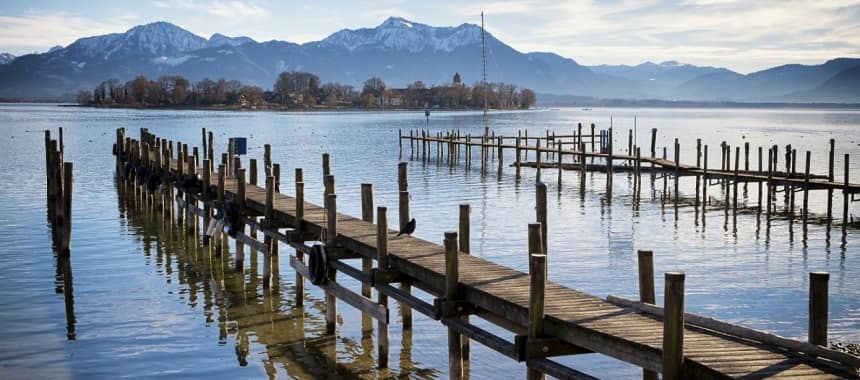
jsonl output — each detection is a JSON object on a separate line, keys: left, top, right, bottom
{"left": 0, "top": 11, "right": 139, "bottom": 54}
{"left": 154, "top": 0, "right": 268, "bottom": 20}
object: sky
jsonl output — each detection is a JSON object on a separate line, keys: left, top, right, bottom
{"left": 0, "top": 0, "right": 858, "bottom": 73}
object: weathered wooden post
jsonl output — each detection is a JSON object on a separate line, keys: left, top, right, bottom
{"left": 650, "top": 128, "right": 657, "bottom": 171}
{"left": 591, "top": 124, "right": 597, "bottom": 154}
{"left": 843, "top": 154, "right": 849, "bottom": 231}
{"left": 526, "top": 222, "right": 545, "bottom": 380}
{"left": 397, "top": 162, "right": 412, "bottom": 328}
{"left": 515, "top": 135, "right": 522, "bottom": 179}
{"left": 803, "top": 151, "right": 811, "bottom": 225}
{"left": 809, "top": 272, "right": 829, "bottom": 346}
{"left": 236, "top": 168, "right": 246, "bottom": 269}
{"left": 663, "top": 272, "right": 685, "bottom": 380}
{"left": 498, "top": 137, "right": 504, "bottom": 177}
{"left": 458, "top": 203, "right": 471, "bottom": 359}
{"left": 637, "top": 249, "right": 657, "bottom": 380}
{"left": 579, "top": 142, "right": 587, "bottom": 192}
{"left": 60, "top": 162, "right": 73, "bottom": 256}
{"left": 536, "top": 182, "right": 548, "bottom": 255}
{"left": 263, "top": 176, "right": 274, "bottom": 288}
{"left": 295, "top": 170, "right": 305, "bottom": 305}
{"left": 536, "top": 139, "right": 542, "bottom": 183}
{"left": 361, "top": 183, "right": 374, "bottom": 298}
{"left": 767, "top": 149, "right": 774, "bottom": 218}
{"left": 263, "top": 144, "right": 272, "bottom": 177}
{"left": 758, "top": 147, "right": 763, "bottom": 214}
{"left": 207, "top": 131, "right": 214, "bottom": 161}
{"left": 444, "top": 231, "right": 462, "bottom": 380}
{"left": 674, "top": 138, "right": 680, "bottom": 204}
{"left": 376, "top": 206, "right": 390, "bottom": 368}
{"left": 827, "top": 139, "right": 835, "bottom": 220}
{"left": 733, "top": 146, "right": 740, "bottom": 218}
{"left": 557, "top": 142, "right": 563, "bottom": 188}
{"left": 607, "top": 127, "right": 614, "bottom": 191}
{"left": 325, "top": 193, "right": 338, "bottom": 334}
{"left": 527, "top": 251, "right": 547, "bottom": 380}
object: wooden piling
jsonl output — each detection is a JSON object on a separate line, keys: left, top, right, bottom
{"left": 536, "top": 139, "right": 542, "bottom": 183}
{"left": 263, "top": 176, "right": 274, "bottom": 287}
{"left": 264, "top": 144, "right": 272, "bottom": 177}
{"left": 758, "top": 147, "right": 763, "bottom": 213}
{"left": 376, "top": 206, "right": 390, "bottom": 368}
{"left": 650, "top": 128, "right": 657, "bottom": 170}
{"left": 843, "top": 154, "right": 849, "bottom": 228}
{"left": 557, "top": 142, "right": 562, "bottom": 188}
{"left": 663, "top": 272, "right": 685, "bottom": 380}
{"left": 809, "top": 272, "right": 829, "bottom": 346}
{"left": 60, "top": 162, "right": 73, "bottom": 256}
{"left": 527, "top": 251, "right": 547, "bottom": 380}
{"left": 397, "top": 162, "right": 412, "bottom": 328}
{"left": 444, "top": 231, "right": 462, "bottom": 380}
{"left": 498, "top": 138, "right": 504, "bottom": 177}
{"left": 536, "top": 182, "right": 547, "bottom": 255}
{"left": 674, "top": 139, "right": 680, "bottom": 204}
{"left": 325, "top": 193, "right": 338, "bottom": 334}
{"left": 515, "top": 136, "right": 522, "bottom": 179}
{"left": 361, "top": 183, "right": 374, "bottom": 298}
{"left": 236, "top": 168, "right": 246, "bottom": 268}
{"left": 827, "top": 139, "right": 835, "bottom": 220}
{"left": 458, "top": 203, "right": 471, "bottom": 359}
{"left": 295, "top": 170, "right": 304, "bottom": 306}
{"left": 767, "top": 149, "right": 773, "bottom": 217}
{"left": 638, "top": 250, "right": 657, "bottom": 380}
{"left": 803, "top": 151, "right": 810, "bottom": 224}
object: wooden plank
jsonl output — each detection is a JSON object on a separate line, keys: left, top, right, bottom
{"left": 289, "top": 256, "right": 388, "bottom": 324}
{"left": 606, "top": 295, "right": 860, "bottom": 369}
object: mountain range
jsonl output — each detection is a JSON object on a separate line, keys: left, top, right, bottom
{"left": 1, "top": 18, "right": 858, "bottom": 103}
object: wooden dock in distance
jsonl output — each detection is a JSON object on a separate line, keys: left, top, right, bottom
{"left": 116, "top": 127, "right": 859, "bottom": 379}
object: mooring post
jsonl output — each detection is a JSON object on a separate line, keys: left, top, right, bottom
{"left": 674, "top": 138, "right": 680, "bottom": 205}
{"left": 498, "top": 137, "right": 504, "bottom": 177}
{"left": 325, "top": 193, "right": 338, "bottom": 334}
{"left": 607, "top": 127, "right": 614, "bottom": 191}
{"left": 202, "top": 128, "right": 207, "bottom": 157}
{"left": 734, "top": 146, "right": 740, "bottom": 218}
{"left": 637, "top": 250, "right": 658, "bottom": 380}
{"left": 444, "top": 231, "right": 462, "bottom": 380}
{"left": 264, "top": 144, "right": 272, "bottom": 178}
{"left": 636, "top": 147, "right": 642, "bottom": 199}
{"left": 580, "top": 142, "right": 587, "bottom": 191}
{"left": 295, "top": 170, "right": 305, "bottom": 306}
{"left": 758, "top": 147, "right": 763, "bottom": 214}
{"left": 273, "top": 163, "right": 280, "bottom": 195}
{"left": 843, "top": 154, "right": 849, "bottom": 230}
{"left": 767, "top": 149, "right": 774, "bottom": 218}
{"left": 803, "top": 151, "right": 811, "bottom": 225}
{"left": 536, "top": 139, "right": 542, "bottom": 183}
{"left": 536, "top": 182, "right": 548, "bottom": 255}
{"left": 525, "top": 130, "right": 530, "bottom": 160}
{"left": 397, "top": 162, "right": 412, "bottom": 328}
{"left": 827, "top": 139, "right": 835, "bottom": 220}
{"left": 376, "top": 206, "right": 390, "bottom": 368}
{"left": 207, "top": 131, "right": 214, "bottom": 161}
{"left": 650, "top": 128, "right": 657, "bottom": 171}
{"left": 516, "top": 136, "right": 522, "bottom": 179}
{"left": 60, "top": 162, "right": 73, "bottom": 256}
{"left": 809, "top": 272, "right": 829, "bottom": 346}
{"left": 361, "top": 183, "right": 374, "bottom": 298}
{"left": 263, "top": 176, "right": 274, "bottom": 287}
{"left": 591, "top": 124, "right": 597, "bottom": 154}
{"left": 663, "top": 272, "right": 685, "bottom": 380}
{"left": 248, "top": 158, "right": 257, "bottom": 186}
{"left": 695, "top": 139, "right": 702, "bottom": 207}
{"left": 557, "top": 142, "right": 563, "bottom": 188}
{"left": 236, "top": 168, "right": 246, "bottom": 269}
{"left": 527, "top": 250, "right": 547, "bottom": 380}
{"left": 458, "top": 203, "right": 471, "bottom": 359}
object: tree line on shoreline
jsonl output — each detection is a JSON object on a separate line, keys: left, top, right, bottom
{"left": 77, "top": 71, "right": 536, "bottom": 110}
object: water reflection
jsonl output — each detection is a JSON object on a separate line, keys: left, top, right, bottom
{"left": 112, "top": 179, "right": 440, "bottom": 378}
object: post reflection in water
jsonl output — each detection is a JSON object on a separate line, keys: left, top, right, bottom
{"left": 112, "top": 180, "right": 437, "bottom": 378}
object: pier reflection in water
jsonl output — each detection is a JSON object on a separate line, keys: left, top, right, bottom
{"left": 113, "top": 179, "right": 439, "bottom": 378}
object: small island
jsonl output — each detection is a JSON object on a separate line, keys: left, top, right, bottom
{"left": 77, "top": 71, "right": 536, "bottom": 111}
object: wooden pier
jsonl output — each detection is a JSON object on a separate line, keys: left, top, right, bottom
{"left": 112, "top": 127, "right": 858, "bottom": 379}
{"left": 399, "top": 126, "right": 859, "bottom": 231}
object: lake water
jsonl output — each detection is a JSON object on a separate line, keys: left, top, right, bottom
{"left": 1, "top": 103, "right": 858, "bottom": 379}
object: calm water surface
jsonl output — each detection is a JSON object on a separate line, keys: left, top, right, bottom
{"left": 1, "top": 104, "right": 858, "bottom": 379}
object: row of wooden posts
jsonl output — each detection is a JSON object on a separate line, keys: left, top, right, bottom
{"left": 114, "top": 127, "right": 845, "bottom": 379}
{"left": 43, "top": 128, "right": 77, "bottom": 340}
{"left": 400, "top": 126, "right": 856, "bottom": 232}
{"left": 45, "top": 128, "right": 73, "bottom": 257}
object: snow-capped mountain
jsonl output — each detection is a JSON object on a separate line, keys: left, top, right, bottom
{"left": 317, "top": 16, "right": 483, "bottom": 53}
{"left": 207, "top": 33, "right": 256, "bottom": 48}
{"left": 0, "top": 17, "right": 857, "bottom": 102}
{"left": 61, "top": 21, "right": 207, "bottom": 61}
{"left": 0, "top": 53, "right": 15, "bottom": 65}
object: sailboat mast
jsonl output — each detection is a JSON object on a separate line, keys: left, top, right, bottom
{"left": 481, "top": 12, "right": 489, "bottom": 138}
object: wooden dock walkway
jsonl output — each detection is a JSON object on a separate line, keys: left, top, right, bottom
{"left": 114, "top": 127, "right": 859, "bottom": 379}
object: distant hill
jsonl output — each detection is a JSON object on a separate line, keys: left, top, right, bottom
{"left": 0, "top": 18, "right": 857, "bottom": 103}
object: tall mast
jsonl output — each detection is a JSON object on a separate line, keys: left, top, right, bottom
{"left": 481, "top": 12, "right": 489, "bottom": 138}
